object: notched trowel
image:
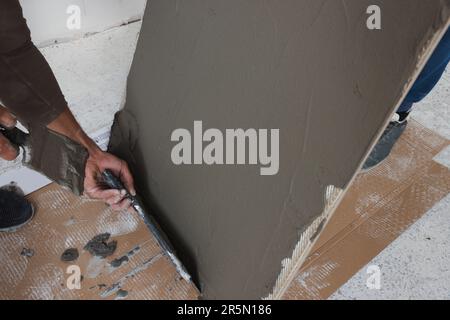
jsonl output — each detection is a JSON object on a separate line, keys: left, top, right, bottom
{"left": 0, "top": 124, "right": 88, "bottom": 195}
{"left": 0, "top": 125, "right": 29, "bottom": 150}
{"left": 101, "top": 169, "right": 191, "bottom": 282}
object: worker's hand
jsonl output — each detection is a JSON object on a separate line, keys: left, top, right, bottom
{"left": 0, "top": 105, "right": 19, "bottom": 161}
{"left": 46, "top": 107, "right": 135, "bottom": 211}
{"left": 84, "top": 149, "right": 136, "bottom": 212}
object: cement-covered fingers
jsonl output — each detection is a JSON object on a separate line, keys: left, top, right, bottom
{"left": 104, "top": 189, "right": 132, "bottom": 211}
{"left": 0, "top": 105, "right": 19, "bottom": 160}
{"left": 84, "top": 186, "right": 125, "bottom": 206}
{"left": 85, "top": 188, "right": 133, "bottom": 213}
{"left": 110, "top": 197, "right": 133, "bottom": 213}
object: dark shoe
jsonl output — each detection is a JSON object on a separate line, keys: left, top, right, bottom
{"left": 362, "top": 112, "right": 409, "bottom": 171}
{"left": 0, "top": 184, "right": 35, "bottom": 232}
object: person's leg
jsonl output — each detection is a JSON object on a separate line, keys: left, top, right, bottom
{"left": 364, "top": 28, "right": 450, "bottom": 171}
{"left": 398, "top": 28, "right": 450, "bottom": 113}
{"left": 0, "top": 106, "right": 34, "bottom": 232}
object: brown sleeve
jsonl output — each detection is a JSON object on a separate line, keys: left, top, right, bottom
{"left": 0, "top": 0, "right": 67, "bottom": 128}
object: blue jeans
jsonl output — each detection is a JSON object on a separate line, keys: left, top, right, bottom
{"left": 397, "top": 28, "right": 450, "bottom": 113}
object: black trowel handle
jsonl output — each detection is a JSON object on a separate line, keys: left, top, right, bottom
{"left": 0, "top": 125, "right": 29, "bottom": 147}
{"left": 102, "top": 169, "right": 129, "bottom": 195}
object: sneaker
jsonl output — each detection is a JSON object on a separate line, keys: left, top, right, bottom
{"left": 0, "top": 184, "right": 35, "bottom": 232}
{"left": 362, "top": 112, "right": 410, "bottom": 171}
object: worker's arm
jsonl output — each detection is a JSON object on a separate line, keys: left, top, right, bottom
{"left": 0, "top": 0, "right": 67, "bottom": 126}
{"left": 0, "top": 0, "right": 134, "bottom": 211}
{"left": 47, "top": 108, "right": 135, "bottom": 211}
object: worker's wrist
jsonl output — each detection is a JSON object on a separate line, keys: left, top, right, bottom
{"left": 74, "top": 128, "right": 101, "bottom": 156}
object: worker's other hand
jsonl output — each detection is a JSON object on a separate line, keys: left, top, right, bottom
{"left": 84, "top": 149, "right": 136, "bottom": 212}
{"left": 0, "top": 105, "right": 19, "bottom": 161}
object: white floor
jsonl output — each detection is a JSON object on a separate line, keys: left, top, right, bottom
{"left": 0, "top": 22, "right": 448, "bottom": 300}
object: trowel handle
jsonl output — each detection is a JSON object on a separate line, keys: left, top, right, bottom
{"left": 0, "top": 125, "right": 29, "bottom": 147}
{"left": 102, "top": 169, "right": 128, "bottom": 193}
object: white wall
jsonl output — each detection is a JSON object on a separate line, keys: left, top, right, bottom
{"left": 20, "top": 0, "right": 147, "bottom": 47}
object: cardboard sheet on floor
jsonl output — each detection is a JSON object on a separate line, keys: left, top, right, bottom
{"left": 108, "top": 0, "right": 450, "bottom": 298}
{"left": 282, "top": 119, "right": 450, "bottom": 299}
{"left": 0, "top": 184, "right": 199, "bottom": 300}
